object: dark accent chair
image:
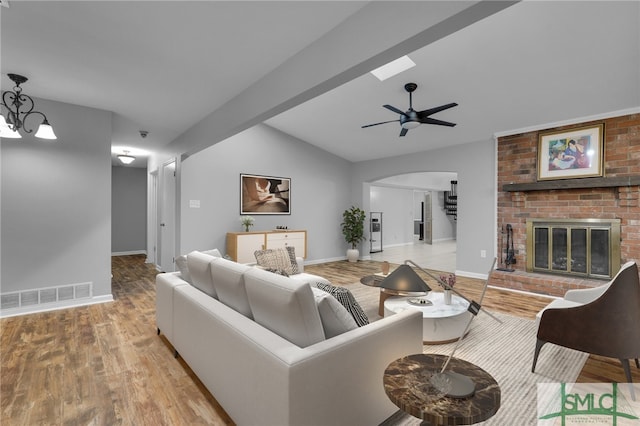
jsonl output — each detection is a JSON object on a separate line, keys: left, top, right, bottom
{"left": 532, "top": 261, "right": 640, "bottom": 388}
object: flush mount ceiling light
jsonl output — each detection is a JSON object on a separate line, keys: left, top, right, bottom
{"left": 370, "top": 56, "right": 416, "bottom": 81}
{"left": 117, "top": 150, "right": 136, "bottom": 165}
{"left": 1, "top": 73, "right": 57, "bottom": 140}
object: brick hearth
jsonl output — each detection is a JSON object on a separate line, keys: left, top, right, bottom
{"left": 495, "top": 112, "right": 640, "bottom": 296}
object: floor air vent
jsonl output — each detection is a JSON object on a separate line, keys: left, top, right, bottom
{"left": 1, "top": 282, "right": 93, "bottom": 310}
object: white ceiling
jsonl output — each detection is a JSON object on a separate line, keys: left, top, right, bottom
{"left": 2, "top": 1, "right": 639, "bottom": 167}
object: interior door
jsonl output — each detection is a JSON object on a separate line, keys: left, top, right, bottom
{"left": 149, "top": 169, "right": 158, "bottom": 265}
{"left": 423, "top": 192, "right": 433, "bottom": 244}
{"left": 158, "top": 160, "right": 176, "bottom": 272}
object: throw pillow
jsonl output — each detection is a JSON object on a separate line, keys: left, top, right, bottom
{"left": 254, "top": 248, "right": 296, "bottom": 275}
{"left": 311, "top": 287, "right": 357, "bottom": 338}
{"left": 264, "top": 268, "right": 289, "bottom": 277}
{"left": 284, "top": 246, "right": 300, "bottom": 275}
{"left": 313, "top": 282, "right": 369, "bottom": 327}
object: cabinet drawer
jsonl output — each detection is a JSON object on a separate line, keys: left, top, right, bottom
{"left": 266, "top": 232, "right": 306, "bottom": 258}
{"left": 266, "top": 232, "right": 304, "bottom": 242}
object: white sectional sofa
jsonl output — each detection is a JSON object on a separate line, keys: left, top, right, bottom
{"left": 156, "top": 250, "right": 423, "bottom": 426}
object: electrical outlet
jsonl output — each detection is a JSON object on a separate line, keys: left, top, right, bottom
{"left": 480, "top": 250, "right": 487, "bottom": 258}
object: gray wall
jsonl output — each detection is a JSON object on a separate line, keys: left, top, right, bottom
{"left": 1, "top": 98, "right": 113, "bottom": 296}
{"left": 352, "top": 139, "right": 496, "bottom": 277}
{"left": 112, "top": 166, "right": 147, "bottom": 254}
{"left": 180, "top": 124, "right": 351, "bottom": 262}
{"left": 177, "top": 123, "right": 494, "bottom": 276}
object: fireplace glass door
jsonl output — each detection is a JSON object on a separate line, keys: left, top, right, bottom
{"left": 527, "top": 219, "right": 620, "bottom": 279}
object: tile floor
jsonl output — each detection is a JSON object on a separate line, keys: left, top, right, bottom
{"left": 369, "top": 238, "right": 456, "bottom": 273}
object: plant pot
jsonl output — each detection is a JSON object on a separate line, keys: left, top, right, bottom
{"left": 444, "top": 290, "right": 452, "bottom": 305}
{"left": 346, "top": 248, "right": 359, "bottom": 263}
{"left": 381, "top": 261, "right": 390, "bottom": 275}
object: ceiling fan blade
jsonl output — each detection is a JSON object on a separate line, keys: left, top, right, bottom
{"left": 383, "top": 104, "right": 406, "bottom": 116}
{"left": 399, "top": 127, "right": 409, "bottom": 137}
{"left": 417, "top": 102, "right": 458, "bottom": 118}
{"left": 361, "top": 119, "right": 400, "bottom": 129}
{"left": 420, "top": 117, "right": 457, "bottom": 127}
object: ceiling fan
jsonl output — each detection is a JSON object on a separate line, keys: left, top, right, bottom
{"left": 362, "top": 83, "right": 458, "bottom": 137}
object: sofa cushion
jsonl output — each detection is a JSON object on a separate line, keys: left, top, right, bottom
{"left": 313, "top": 282, "right": 370, "bottom": 327}
{"left": 244, "top": 267, "right": 325, "bottom": 348}
{"left": 254, "top": 247, "right": 299, "bottom": 275}
{"left": 187, "top": 251, "right": 219, "bottom": 297}
{"left": 210, "top": 257, "right": 253, "bottom": 318}
{"left": 311, "top": 288, "right": 357, "bottom": 338}
{"left": 177, "top": 249, "right": 222, "bottom": 284}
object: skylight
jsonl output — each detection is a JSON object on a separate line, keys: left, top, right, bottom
{"left": 370, "top": 56, "right": 416, "bottom": 81}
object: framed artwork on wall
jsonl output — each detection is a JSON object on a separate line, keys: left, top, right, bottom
{"left": 537, "top": 123, "right": 604, "bottom": 181}
{"left": 240, "top": 173, "right": 291, "bottom": 215}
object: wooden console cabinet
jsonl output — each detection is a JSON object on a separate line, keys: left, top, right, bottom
{"left": 226, "top": 230, "right": 307, "bottom": 264}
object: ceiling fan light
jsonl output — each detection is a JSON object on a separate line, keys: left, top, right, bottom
{"left": 34, "top": 120, "right": 57, "bottom": 140}
{"left": 401, "top": 121, "right": 420, "bottom": 130}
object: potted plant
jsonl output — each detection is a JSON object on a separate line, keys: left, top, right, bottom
{"left": 341, "top": 206, "right": 366, "bottom": 262}
{"left": 239, "top": 215, "right": 255, "bottom": 232}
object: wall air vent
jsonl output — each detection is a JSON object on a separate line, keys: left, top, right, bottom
{"left": 0, "top": 282, "right": 93, "bottom": 311}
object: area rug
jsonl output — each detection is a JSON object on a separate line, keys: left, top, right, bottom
{"left": 346, "top": 283, "right": 589, "bottom": 426}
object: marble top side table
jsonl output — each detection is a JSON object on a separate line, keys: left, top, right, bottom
{"left": 383, "top": 353, "right": 500, "bottom": 425}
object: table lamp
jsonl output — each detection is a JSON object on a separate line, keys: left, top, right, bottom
{"left": 379, "top": 264, "right": 432, "bottom": 304}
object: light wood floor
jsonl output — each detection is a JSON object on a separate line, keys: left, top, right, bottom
{"left": 1, "top": 255, "right": 638, "bottom": 425}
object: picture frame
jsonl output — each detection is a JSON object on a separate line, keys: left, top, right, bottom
{"left": 537, "top": 123, "right": 604, "bottom": 181}
{"left": 240, "top": 173, "right": 291, "bottom": 215}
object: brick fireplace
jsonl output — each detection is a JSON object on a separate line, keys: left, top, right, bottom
{"left": 493, "top": 112, "right": 640, "bottom": 297}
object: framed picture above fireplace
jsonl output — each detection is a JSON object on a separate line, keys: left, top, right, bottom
{"left": 537, "top": 123, "right": 604, "bottom": 181}
{"left": 240, "top": 173, "right": 291, "bottom": 215}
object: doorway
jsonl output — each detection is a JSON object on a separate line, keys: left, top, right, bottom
{"left": 157, "top": 159, "right": 176, "bottom": 272}
{"left": 368, "top": 171, "right": 457, "bottom": 269}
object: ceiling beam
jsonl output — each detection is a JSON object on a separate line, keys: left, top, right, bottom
{"left": 164, "top": 1, "right": 519, "bottom": 162}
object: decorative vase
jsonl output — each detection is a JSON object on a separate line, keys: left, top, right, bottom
{"left": 244, "top": 225, "right": 251, "bottom": 232}
{"left": 444, "top": 290, "right": 452, "bottom": 305}
{"left": 346, "top": 248, "right": 359, "bottom": 263}
{"left": 381, "top": 261, "right": 390, "bottom": 275}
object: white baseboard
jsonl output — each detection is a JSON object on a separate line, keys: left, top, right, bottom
{"left": 304, "top": 256, "right": 346, "bottom": 265}
{"left": 455, "top": 270, "right": 489, "bottom": 280}
{"left": 0, "top": 294, "right": 114, "bottom": 318}
{"left": 112, "top": 250, "right": 147, "bottom": 256}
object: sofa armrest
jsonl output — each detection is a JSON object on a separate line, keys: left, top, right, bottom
{"left": 295, "top": 256, "right": 304, "bottom": 272}
{"left": 156, "top": 271, "right": 188, "bottom": 343}
{"left": 284, "top": 309, "right": 423, "bottom": 425}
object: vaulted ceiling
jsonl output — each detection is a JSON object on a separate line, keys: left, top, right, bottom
{"left": 2, "top": 1, "right": 638, "bottom": 166}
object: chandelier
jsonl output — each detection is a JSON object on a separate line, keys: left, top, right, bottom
{"left": 1, "top": 73, "right": 57, "bottom": 140}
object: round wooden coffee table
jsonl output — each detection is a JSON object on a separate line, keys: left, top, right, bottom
{"left": 360, "top": 274, "right": 427, "bottom": 317}
{"left": 383, "top": 354, "right": 500, "bottom": 425}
